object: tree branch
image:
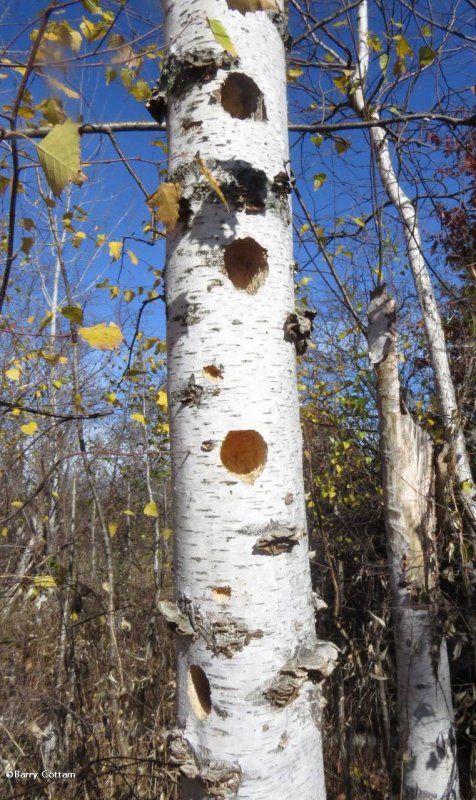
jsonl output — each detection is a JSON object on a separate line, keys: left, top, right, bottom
{"left": 0, "top": 112, "right": 474, "bottom": 143}
{"left": 0, "top": 400, "right": 112, "bottom": 421}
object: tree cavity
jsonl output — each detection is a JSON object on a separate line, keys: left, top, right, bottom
{"left": 220, "top": 430, "right": 268, "bottom": 483}
{"left": 220, "top": 73, "right": 267, "bottom": 121}
{"left": 188, "top": 665, "right": 212, "bottom": 720}
{"left": 223, "top": 237, "right": 268, "bottom": 293}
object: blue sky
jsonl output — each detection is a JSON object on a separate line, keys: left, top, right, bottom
{"left": 1, "top": 0, "right": 473, "bottom": 399}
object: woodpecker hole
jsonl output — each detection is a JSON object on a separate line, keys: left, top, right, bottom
{"left": 227, "top": 0, "right": 279, "bottom": 11}
{"left": 203, "top": 364, "right": 224, "bottom": 381}
{"left": 220, "top": 430, "right": 267, "bottom": 482}
{"left": 220, "top": 74, "right": 267, "bottom": 120}
{"left": 212, "top": 586, "right": 232, "bottom": 603}
{"left": 224, "top": 237, "right": 268, "bottom": 293}
{"left": 188, "top": 665, "right": 212, "bottom": 720}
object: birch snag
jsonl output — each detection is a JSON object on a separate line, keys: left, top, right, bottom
{"left": 352, "top": 0, "right": 476, "bottom": 534}
{"left": 160, "top": 1, "right": 337, "bottom": 797}
{"left": 368, "top": 287, "right": 458, "bottom": 800}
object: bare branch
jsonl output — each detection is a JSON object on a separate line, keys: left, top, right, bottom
{"left": 1, "top": 113, "right": 473, "bottom": 143}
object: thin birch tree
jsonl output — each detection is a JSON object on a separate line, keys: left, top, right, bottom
{"left": 350, "top": 0, "right": 476, "bottom": 535}
{"left": 368, "top": 286, "right": 459, "bottom": 800}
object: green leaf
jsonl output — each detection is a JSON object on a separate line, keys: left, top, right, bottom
{"left": 419, "top": 45, "right": 436, "bottom": 66}
{"left": 310, "top": 133, "right": 323, "bottom": 147}
{"left": 313, "top": 173, "right": 327, "bottom": 190}
{"left": 61, "top": 305, "right": 83, "bottom": 324}
{"left": 36, "top": 119, "right": 81, "bottom": 197}
{"left": 82, "top": 0, "right": 101, "bottom": 12}
{"left": 206, "top": 18, "right": 238, "bottom": 56}
{"left": 379, "top": 53, "right": 388, "bottom": 72}
{"left": 421, "top": 24, "right": 432, "bottom": 37}
{"left": 37, "top": 97, "right": 67, "bottom": 125}
{"left": 334, "top": 138, "right": 351, "bottom": 155}
{"left": 105, "top": 66, "right": 117, "bottom": 85}
{"left": 21, "top": 237, "right": 34, "bottom": 255}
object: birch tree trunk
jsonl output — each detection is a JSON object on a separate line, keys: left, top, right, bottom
{"left": 352, "top": 0, "right": 476, "bottom": 534}
{"left": 160, "top": 1, "right": 337, "bottom": 797}
{"left": 368, "top": 287, "right": 458, "bottom": 800}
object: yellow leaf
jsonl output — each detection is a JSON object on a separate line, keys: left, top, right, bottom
{"left": 108, "top": 521, "right": 118, "bottom": 537}
{"left": 162, "top": 527, "right": 173, "bottom": 540}
{"left": 147, "top": 182, "right": 181, "bottom": 231}
{"left": 394, "top": 34, "right": 412, "bottom": 58}
{"left": 5, "top": 366, "right": 21, "bottom": 381}
{"left": 123, "top": 289, "right": 135, "bottom": 302}
{"left": 127, "top": 249, "right": 138, "bottom": 265}
{"left": 33, "top": 575, "right": 57, "bottom": 589}
{"left": 105, "top": 392, "right": 118, "bottom": 404}
{"left": 287, "top": 67, "right": 303, "bottom": 81}
{"left": 108, "top": 241, "right": 123, "bottom": 261}
{"left": 194, "top": 154, "right": 229, "bottom": 209}
{"left": 11, "top": 500, "right": 23, "bottom": 508}
{"left": 1, "top": 527, "right": 8, "bottom": 537}
{"left": 11, "top": 408, "right": 21, "bottom": 417}
{"left": 123, "top": 509, "right": 135, "bottom": 517}
{"left": 70, "top": 611, "right": 79, "bottom": 620}
{"left": 46, "top": 75, "right": 80, "bottom": 99}
{"left": 21, "top": 421, "right": 38, "bottom": 436}
{"left": 333, "top": 72, "right": 351, "bottom": 94}
{"left": 36, "top": 119, "right": 81, "bottom": 197}
{"left": 154, "top": 421, "right": 169, "bottom": 435}
{"left": 143, "top": 501, "right": 158, "bottom": 518}
{"left": 131, "top": 412, "right": 146, "bottom": 424}
{"left": 79, "top": 322, "right": 124, "bottom": 350}
{"left": 155, "top": 390, "right": 168, "bottom": 410}
{"left": 69, "top": 29, "right": 82, "bottom": 53}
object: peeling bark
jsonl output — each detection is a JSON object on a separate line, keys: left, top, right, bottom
{"left": 368, "top": 287, "right": 459, "bottom": 799}
{"left": 352, "top": 0, "right": 476, "bottom": 534}
{"left": 163, "top": 1, "right": 335, "bottom": 797}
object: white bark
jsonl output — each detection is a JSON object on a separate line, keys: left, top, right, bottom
{"left": 163, "top": 1, "right": 337, "bottom": 797}
{"left": 353, "top": 0, "right": 476, "bottom": 532}
{"left": 368, "top": 287, "right": 458, "bottom": 799}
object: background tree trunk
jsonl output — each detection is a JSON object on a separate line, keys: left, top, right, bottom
{"left": 352, "top": 0, "right": 476, "bottom": 534}
{"left": 162, "top": 1, "right": 337, "bottom": 797}
{"left": 368, "top": 287, "right": 458, "bottom": 799}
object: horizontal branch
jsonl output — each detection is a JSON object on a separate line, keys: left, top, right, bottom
{"left": 0, "top": 399, "right": 112, "bottom": 421}
{"left": 0, "top": 112, "right": 474, "bottom": 141}
{"left": 290, "top": 112, "right": 476, "bottom": 133}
